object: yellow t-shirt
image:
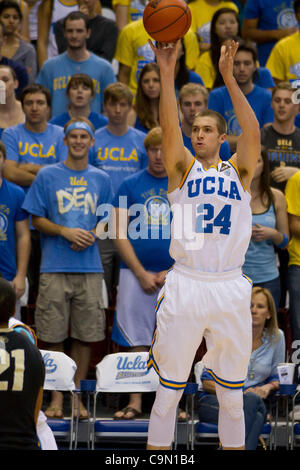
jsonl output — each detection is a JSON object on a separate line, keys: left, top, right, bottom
{"left": 114, "top": 19, "right": 200, "bottom": 95}
{"left": 112, "top": 0, "right": 145, "bottom": 24}
{"left": 266, "top": 31, "right": 300, "bottom": 82}
{"left": 195, "top": 51, "right": 215, "bottom": 88}
{"left": 285, "top": 170, "right": 300, "bottom": 266}
{"left": 189, "top": 0, "right": 239, "bottom": 44}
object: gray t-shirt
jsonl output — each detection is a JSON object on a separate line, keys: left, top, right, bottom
{"left": 12, "top": 39, "right": 37, "bottom": 83}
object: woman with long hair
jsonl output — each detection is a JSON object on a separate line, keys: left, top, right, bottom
{"left": 198, "top": 286, "right": 286, "bottom": 450}
{"left": 242, "top": 148, "right": 289, "bottom": 312}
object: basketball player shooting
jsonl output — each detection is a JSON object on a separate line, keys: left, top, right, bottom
{"left": 146, "top": 40, "right": 261, "bottom": 450}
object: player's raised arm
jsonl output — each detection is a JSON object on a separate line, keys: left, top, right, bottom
{"left": 148, "top": 40, "right": 193, "bottom": 192}
{"left": 219, "top": 41, "right": 261, "bottom": 192}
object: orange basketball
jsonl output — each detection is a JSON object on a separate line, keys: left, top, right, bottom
{"left": 143, "top": 0, "right": 191, "bottom": 43}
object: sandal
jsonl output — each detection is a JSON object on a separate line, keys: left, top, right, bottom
{"left": 45, "top": 406, "right": 64, "bottom": 419}
{"left": 114, "top": 406, "right": 142, "bottom": 420}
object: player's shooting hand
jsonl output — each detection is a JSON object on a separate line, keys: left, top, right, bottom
{"left": 148, "top": 39, "right": 180, "bottom": 71}
{"left": 219, "top": 39, "right": 239, "bottom": 82}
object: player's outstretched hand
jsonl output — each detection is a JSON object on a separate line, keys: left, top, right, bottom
{"left": 219, "top": 39, "right": 239, "bottom": 82}
{"left": 148, "top": 39, "right": 180, "bottom": 72}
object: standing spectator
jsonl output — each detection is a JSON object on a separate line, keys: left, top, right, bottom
{"left": 37, "top": 10, "right": 116, "bottom": 117}
{"left": 114, "top": 17, "right": 199, "bottom": 96}
{"left": 112, "top": 126, "right": 173, "bottom": 419}
{"left": 50, "top": 72, "right": 108, "bottom": 130}
{"left": 265, "top": 0, "right": 300, "bottom": 83}
{"left": 0, "top": 278, "right": 45, "bottom": 450}
{"left": 91, "top": 81, "right": 148, "bottom": 303}
{"left": 128, "top": 62, "right": 160, "bottom": 132}
{"left": 54, "top": 0, "right": 119, "bottom": 63}
{"left": 189, "top": 0, "right": 239, "bottom": 53}
{"left": 285, "top": 170, "right": 300, "bottom": 342}
{"left": 261, "top": 82, "right": 300, "bottom": 193}
{"left": 0, "top": 20, "right": 28, "bottom": 97}
{"left": 22, "top": 116, "right": 113, "bottom": 419}
{"left": 112, "top": 0, "right": 144, "bottom": 31}
{"left": 242, "top": 0, "right": 297, "bottom": 67}
{"left": 195, "top": 8, "right": 274, "bottom": 91}
{"left": 179, "top": 82, "right": 231, "bottom": 160}
{"left": 2, "top": 83, "right": 67, "bottom": 306}
{"left": 0, "top": 64, "right": 25, "bottom": 139}
{"left": 0, "top": 1, "right": 37, "bottom": 82}
{"left": 242, "top": 149, "right": 289, "bottom": 311}
{"left": 208, "top": 40, "right": 273, "bottom": 152}
{"left": 0, "top": 140, "right": 30, "bottom": 318}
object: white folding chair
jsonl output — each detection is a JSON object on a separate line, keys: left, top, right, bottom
{"left": 40, "top": 350, "right": 77, "bottom": 449}
{"left": 91, "top": 352, "right": 159, "bottom": 449}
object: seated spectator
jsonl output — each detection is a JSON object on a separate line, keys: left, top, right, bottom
{"left": 114, "top": 17, "right": 199, "bottom": 96}
{"left": 54, "top": 0, "right": 119, "bottom": 63}
{"left": 0, "top": 20, "right": 28, "bottom": 97}
{"left": 265, "top": 0, "right": 300, "bottom": 84}
{"left": 37, "top": 11, "right": 116, "bottom": 117}
{"left": 242, "top": 0, "right": 298, "bottom": 67}
{"left": 0, "top": 64, "right": 25, "bottom": 138}
{"left": 128, "top": 62, "right": 160, "bottom": 132}
{"left": 189, "top": 0, "right": 239, "bottom": 53}
{"left": 208, "top": 40, "right": 274, "bottom": 152}
{"left": 198, "top": 286, "right": 285, "bottom": 450}
{"left": 242, "top": 148, "right": 289, "bottom": 311}
{"left": 195, "top": 8, "right": 274, "bottom": 90}
{"left": 112, "top": 127, "right": 174, "bottom": 419}
{"left": 0, "top": 1, "right": 37, "bottom": 82}
{"left": 178, "top": 82, "right": 231, "bottom": 160}
{"left": 50, "top": 72, "right": 108, "bottom": 130}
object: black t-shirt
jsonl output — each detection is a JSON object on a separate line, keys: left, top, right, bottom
{"left": 0, "top": 329, "right": 45, "bottom": 450}
{"left": 261, "top": 124, "right": 300, "bottom": 192}
{"left": 54, "top": 15, "right": 119, "bottom": 63}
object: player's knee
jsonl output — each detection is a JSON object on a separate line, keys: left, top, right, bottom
{"left": 152, "top": 386, "right": 182, "bottom": 418}
{"left": 218, "top": 388, "right": 244, "bottom": 421}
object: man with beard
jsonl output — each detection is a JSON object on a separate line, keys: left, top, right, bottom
{"left": 37, "top": 11, "right": 116, "bottom": 118}
{"left": 208, "top": 40, "right": 273, "bottom": 152}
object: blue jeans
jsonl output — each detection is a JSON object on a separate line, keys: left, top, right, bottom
{"left": 288, "top": 265, "right": 300, "bottom": 341}
{"left": 253, "top": 276, "right": 281, "bottom": 313}
{"left": 198, "top": 392, "right": 267, "bottom": 450}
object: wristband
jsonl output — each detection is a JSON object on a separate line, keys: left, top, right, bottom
{"left": 90, "top": 231, "right": 97, "bottom": 241}
{"left": 276, "top": 233, "right": 289, "bottom": 249}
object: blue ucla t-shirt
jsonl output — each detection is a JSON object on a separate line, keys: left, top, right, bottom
{"left": 91, "top": 126, "right": 148, "bottom": 194}
{"left": 208, "top": 84, "right": 274, "bottom": 135}
{"left": 2, "top": 123, "right": 68, "bottom": 193}
{"left": 22, "top": 162, "right": 113, "bottom": 273}
{"left": 0, "top": 179, "right": 28, "bottom": 281}
{"left": 243, "top": 0, "right": 297, "bottom": 66}
{"left": 37, "top": 52, "right": 116, "bottom": 117}
{"left": 113, "top": 169, "right": 174, "bottom": 272}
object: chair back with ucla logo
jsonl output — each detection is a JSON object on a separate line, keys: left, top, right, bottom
{"left": 92, "top": 352, "right": 159, "bottom": 448}
{"left": 40, "top": 350, "right": 77, "bottom": 449}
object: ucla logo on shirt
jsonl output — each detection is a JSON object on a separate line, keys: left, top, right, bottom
{"left": 0, "top": 206, "right": 9, "bottom": 241}
{"left": 97, "top": 147, "right": 139, "bottom": 162}
{"left": 145, "top": 195, "right": 170, "bottom": 229}
{"left": 18, "top": 142, "right": 57, "bottom": 159}
{"left": 69, "top": 176, "right": 88, "bottom": 186}
{"left": 115, "top": 354, "right": 148, "bottom": 379}
{"left": 277, "top": 8, "right": 297, "bottom": 28}
{"left": 187, "top": 176, "right": 241, "bottom": 201}
{"left": 42, "top": 352, "right": 57, "bottom": 374}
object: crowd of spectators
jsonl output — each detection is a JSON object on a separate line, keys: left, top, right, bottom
{"left": 1, "top": 0, "right": 300, "bottom": 438}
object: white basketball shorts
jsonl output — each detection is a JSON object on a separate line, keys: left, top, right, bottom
{"left": 147, "top": 264, "right": 252, "bottom": 391}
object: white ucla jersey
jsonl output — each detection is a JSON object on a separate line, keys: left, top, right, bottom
{"left": 167, "top": 158, "right": 252, "bottom": 273}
